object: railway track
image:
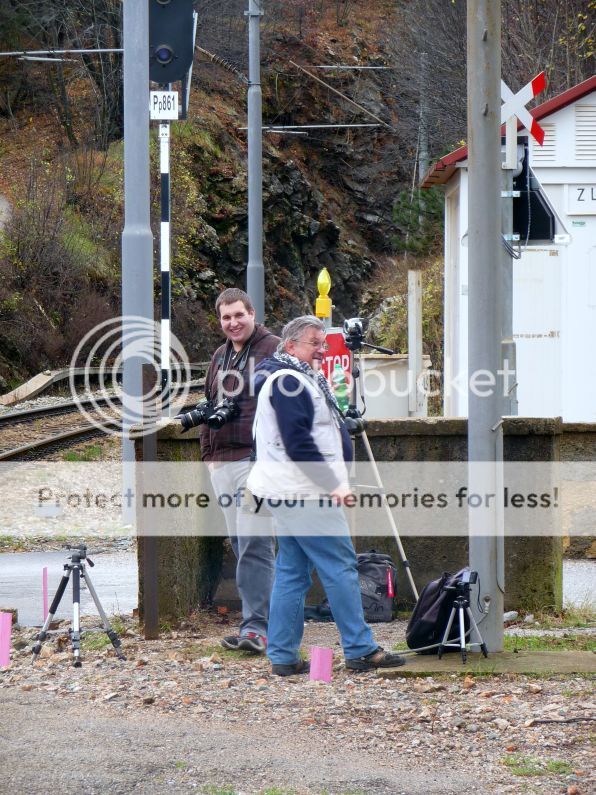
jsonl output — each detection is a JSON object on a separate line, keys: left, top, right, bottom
{"left": 0, "top": 385, "right": 204, "bottom": 461}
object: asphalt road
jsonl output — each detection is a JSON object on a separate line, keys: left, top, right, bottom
{"left": 0, "top": 550, "right": 593, "bottom": 627}
{"left": 0, "top": 550, "right": 137, "bottom": 626}
{"left": 0, "top": 689, "right": 488, "bottom": 795}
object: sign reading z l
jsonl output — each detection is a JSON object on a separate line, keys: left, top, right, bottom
{"left": 576, "top": 187, "right": 596, "bottom": 202}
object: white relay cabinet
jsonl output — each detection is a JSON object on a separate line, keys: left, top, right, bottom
{"left": 422, "top": 76, "right": 596, "bottom": 421}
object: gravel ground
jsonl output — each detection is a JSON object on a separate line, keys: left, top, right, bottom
{"left": 1, "top": 610, "right": 593, "bottom": 795}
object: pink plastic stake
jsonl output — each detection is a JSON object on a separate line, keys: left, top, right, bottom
{"left": 309, "top": 646, "right": 333, "bottom": 683}
{"left": 42, "top": 566, "right": 49, "bottom": 621}
{"left": 0, "top": 612, "right": 12, "bottom": 669}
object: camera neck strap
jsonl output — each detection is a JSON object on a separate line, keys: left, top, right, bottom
{"left": 207, "top": 328, "right": 260, "bottom": 400}
{"left": 221, "top": 329, "right": 257, "bottom": 374}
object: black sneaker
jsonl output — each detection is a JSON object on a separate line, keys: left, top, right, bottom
{"left": 221, "top": 635, "right": 241, "bottom": 650}
{"left": 236, "top": 633, "right": 267, "bottom": 654}
{"left": 345, "top": 647, "right": 406, "bottom": 672}
{"left": 271, "top": 660, "right": 310, "bottom": 677}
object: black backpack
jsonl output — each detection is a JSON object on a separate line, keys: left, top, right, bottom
{"left": 405, "top": 568, "right": 470, "bottom": 653}
{"left": 304, "top": 550, "right": 397, "bottom": 624}
{"left": 357, "top": 550, "right": 397, "bottom": 623}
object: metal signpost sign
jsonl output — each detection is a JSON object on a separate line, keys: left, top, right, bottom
{"left": 149, "top": 90, "right": 179, "bottom": 120}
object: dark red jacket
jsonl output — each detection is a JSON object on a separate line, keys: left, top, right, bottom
{"left": 198, "top": 324, "right": 279, "bottom": 463}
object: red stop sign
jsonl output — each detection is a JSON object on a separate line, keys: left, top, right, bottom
{"left": 321, "top": 327, "right": 351, "bottom": 384}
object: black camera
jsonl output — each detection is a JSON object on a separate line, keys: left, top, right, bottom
{"left": 177, "top": 397, "right": 240, "bottom": 432}
{"left": 343, "top": 317, "right": 365, "bottom": 351}
{"left": 461, "top": 569, "right": 478, "bottom": 585}
{"left": 343, "top": 407, "right": 366, "bottom": 436}
{"left": 177, "top": 400, "right": 214, "bottom": 432}
{"left": 206, "top": 397, "right": 240, "bottom": 429}
{"left": 445, "top": 569, "right": 479, "bottom": 597}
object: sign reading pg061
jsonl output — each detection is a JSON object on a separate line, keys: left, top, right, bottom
{"left": 150, "top": 91, "right": 179, "bottom": 120}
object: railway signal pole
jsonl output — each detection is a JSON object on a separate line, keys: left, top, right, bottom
{"left": 149, "top": 0, "right": 197, "bottom": 413}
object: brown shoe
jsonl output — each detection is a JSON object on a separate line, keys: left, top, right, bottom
{"left": 345, "top": 647, "right": 406, "bottom": 672}
{"left": 271, "top": 660, "right": 310, "bottom": 677}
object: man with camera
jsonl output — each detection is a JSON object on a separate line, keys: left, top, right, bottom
{"left": 247, "top": 315, "right": 406, "bottom": 676}
{"left": 199, "top": 288, "right": 279, "bottom": 653}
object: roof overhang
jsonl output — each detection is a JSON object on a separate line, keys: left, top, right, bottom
{"left": 420, "top": 75, "right": 596, "bottom": 189}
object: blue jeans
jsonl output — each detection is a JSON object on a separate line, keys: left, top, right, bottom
{"left": 266, "top": 501, "right": 377, "bottom": 665}
{"left": 210, "top": 459, "right": 275, "bottom": 637}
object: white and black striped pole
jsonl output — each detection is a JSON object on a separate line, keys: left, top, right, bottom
{"left": 159, "top": 114, "right": 171, "bottom": 415}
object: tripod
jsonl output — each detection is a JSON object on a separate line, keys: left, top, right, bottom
{"left": 437, "top": 578, "right": 488, "bottom": 663}
{"left": 341, "top": 328, "right": 419, "bottom": 601}
{"left": 31, "top": 545, "right": 126, "bottom": 667}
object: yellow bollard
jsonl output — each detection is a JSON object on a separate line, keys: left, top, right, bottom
{"left": 315, "top": 267, "right": 332, "bottom": 327}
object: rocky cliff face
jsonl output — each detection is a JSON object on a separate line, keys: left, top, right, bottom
{"left": 175, "top": 4, "right": 408, "bottom": 333}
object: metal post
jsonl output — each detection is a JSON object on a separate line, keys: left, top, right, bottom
{"left": 466, "top": 0, "right": 504, "bottom": 651}
{"left": 121, "top": 0, "right": 153, "bottom": 523}
{"left": 408, "top": 269, "right": 424, "bottom": 416}
{"left": 246, "top": 0, "right": 264, "bottom": 321}
{"left": 159, "top": 118, "right": 171, "bottom": 415}
{"left": 141, "top": 364, "right": 159, "bottom": 640}
{"left": 501, "top": 116, "right": 519, "bottom": 416}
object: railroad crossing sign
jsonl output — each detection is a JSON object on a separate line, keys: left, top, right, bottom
{"left": 501, "top": 71, "right": 546, "bottom": 145}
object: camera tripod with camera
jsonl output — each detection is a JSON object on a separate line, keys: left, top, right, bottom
{"left": 340, "top": 317, "right": 419, "bottom": 602}
{"left": 31, "top": 544, "right": 126, "bottom": 668}
{"left": 437, "top": 570, "right": 488, "bottom": 663}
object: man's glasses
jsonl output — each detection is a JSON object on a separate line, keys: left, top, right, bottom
{"left": 296, "top": 339, "right": 329, "bottom": 351}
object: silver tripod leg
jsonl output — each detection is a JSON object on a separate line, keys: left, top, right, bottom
{"left": 465, "top": 606, "right": 489, "bottom": 657}
{"left": 31, "top": 568, "right": 72, "bottom": 664}
{"left": 81, "top": 568, "right": 127, "bottom": 660}
{"left": 458, "top": 605, "right": 467, "bottom": 663}
{"left": 72, "top": 564, "right": 82, "bottom": 667}
{"left": 359, "top": 430, "right": 419, "bottom": 601}
{"left": 437, "top": 605, "right": 457, "bottom": 659}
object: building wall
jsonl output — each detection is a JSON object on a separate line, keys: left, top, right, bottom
{"left": 443, "top": 91, "right": 596, "bottom": 420}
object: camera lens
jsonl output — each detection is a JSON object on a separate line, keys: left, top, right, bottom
{"left": 177, "top": 401, "right": 213, "bottom": 432}
{"left": 206, "top": 399, "right": 239, "bottom": 430}
{"left": 179, "top": 410, "right": 198, "bottom": 431}
{"left": 207, "top": 412, "right": 226, "bottom": 430}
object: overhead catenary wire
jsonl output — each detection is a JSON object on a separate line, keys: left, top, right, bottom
{"left": 304, "top": 65, "right": 395, "bottom": 70}
{"left": 19, "top": 56, "right": 78, "bottom": 63}
{"left": 195, "top": 44, "right": 248, "bottom": 84}
{"left": 238, "top": 123, "right": 381, "bottom": 130}
{"left": 0, "top": 48, "right": 123, "bottom": 56}
{"left": 289, "top": 60, "right": 392, "bottom": 129}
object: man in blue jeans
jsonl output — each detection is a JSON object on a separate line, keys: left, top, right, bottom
{"left": 247, "top": 316, "right": 405, "bottom": 676}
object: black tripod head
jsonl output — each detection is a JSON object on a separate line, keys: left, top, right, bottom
{"left": 65, "top": 544, "right": 94, "bottom": 567}
{"left": 342, "top": 317, "right": 395, "bottom": 355}
{"left": 343, "top": 406, "right": 366, "bottom": 436}
{"left": 445, "top": 569, "right": 478, "bottom": 600}
{"left": 341, "top": 317, "right": 395, "bottom": 437}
